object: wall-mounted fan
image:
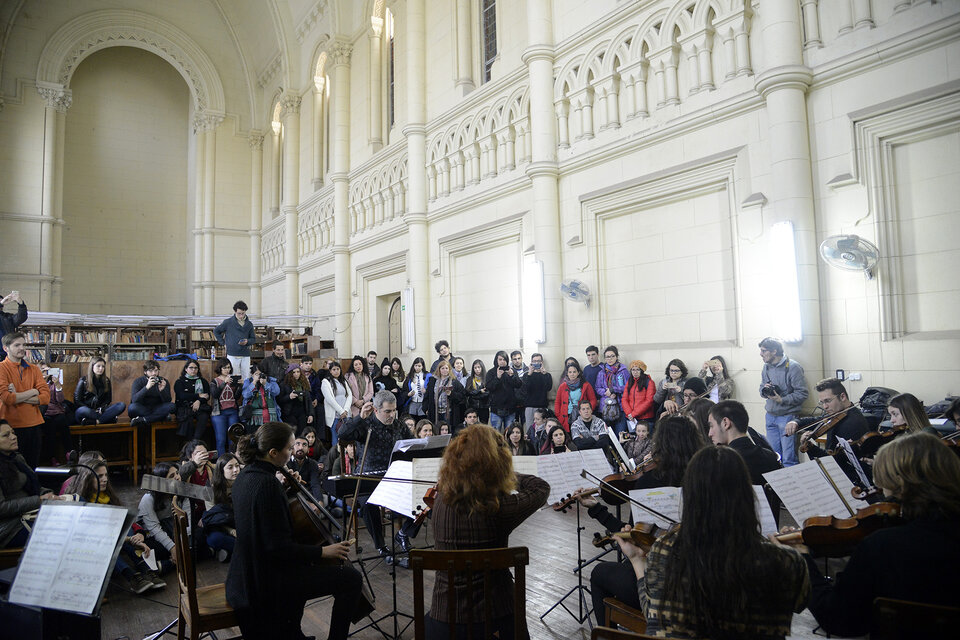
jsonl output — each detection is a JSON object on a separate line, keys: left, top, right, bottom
{"left": 819, "top": 235, "right": 880, "bottom": 279}
{"left": 560, "top": 279, "right": 591, "bottom": 307}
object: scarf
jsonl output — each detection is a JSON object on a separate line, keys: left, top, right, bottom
{"left": 251, "top": 385, "right": 278, "bottom": 424}
{"left": 564, "top": 376, "right": 583, "bottom": 391}
{"left": 468, "top": 376, "right": 483, "bottom": 391}
{"left": 435, "top": 376, "right": 451, "bottom": 418}
{"left": 412, "top": 373, "right": 425, "bottom": 402}
{"left": 185, "top": 374, "right": 204, "bottom": 395}
{"left": 356, "top": 372, "right": 368, "bottom": 398}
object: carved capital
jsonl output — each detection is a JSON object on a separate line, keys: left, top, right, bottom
{"left": 248, "top": 131, "right": 265, "bottom": 150}
{"left": 330, "top": 41, "right": 353, "bottom": 66}
{"left": 37, "top": 82, "right": 72, "bottom": 113}
{"left": 279, "top": 94, "right": 302, "bottom": 118}
{"left": 193, "top": 111, "right": 225, "bottom": 133}
{"left": 370, "top": 16, "right": 384, "bottom": 38}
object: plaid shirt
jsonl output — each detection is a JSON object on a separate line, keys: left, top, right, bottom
{"left": 639, "top": 528, "right": 810, "bottom": 639}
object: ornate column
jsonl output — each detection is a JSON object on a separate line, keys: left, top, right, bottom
{"left": 455, "top": 0, "right": 475, "bottom": 95}
{"left": 279, "top": 93, "right": 302, "bottom": 315}
{"left": 36, "top": 82, "right": 71, "bottom": 311}
{"left": 248, "top": 132, "right": 264, "bottom": 312}
{"left": 523, "top": 0, "right": 565, "bottom": 367}
{"left": 193, "top": 111, "right": 223, "bottom": 315}
{"left": 405, "top": 0, "right": 430, "bottom": 353}
{"left": 270, "top": 126, "right": 281, "bottom": 217}
{"left": 330, "top": 41, "right": 354, "bottom": 353}
{"left": 312, "top": 78, "right": 326, "bottom": 189}
{"left": 754, "top": 0, "right": 823, "bottom": 377}
{"left": 369, "top": 17, "right": 384, "bottom": 150}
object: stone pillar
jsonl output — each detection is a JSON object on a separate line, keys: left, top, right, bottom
{"left": 330, "top": 41, "right": 354, "bottom": 353}
{"left": 192, "top": 111, "right": 223, "bottom": 315}
{"left": 369, "top": 17, "right": 384, "bottom": 150}
{"left": 455, "top": 0, "right": 475, "bottom": 95}
{"left": 405, "top": 0, "right": 430, "bottom": 354}
{"left": 192, "top": 121, "right": 205, "bottom": 313}
{"left": 249, "top": 132, "right": 264, "bottom": 312}
{"left": 754, "top": 0, "right": 822, "bottom": 377}
{"left": 523, "top": 0, "right": 565, "bottom": 369}
{"left": 36, "top": 82, "right": 71, "bottom": 311}
{"left": 312, "top": 79, "right": 325, "bottom": 189}
{"left": 280, "top": 94, "right": 302, "bottom": 316}
{"left": 270, "top": 127, "right": 281, "bottom": 217}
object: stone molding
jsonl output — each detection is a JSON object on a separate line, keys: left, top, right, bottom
{"left": 330, "top": 41, "right": 353, "bottom": 66}
{"left": 37, "top": 10, "right": 225, "bottom": 114}
{"left": 279, "top": 93, "right": 302, "bottom": 118}
{"left": 36, "top": 81, "right": 72, "bottom": 112}
{"left": 193, "top": 111, "right": 224, "bottom": 133}
{"left": 248, "top": 131, "right": 265, "bottom": 150}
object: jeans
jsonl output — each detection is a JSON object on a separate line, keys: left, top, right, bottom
{"left": 76, "top": 402, "right": 126, "bottom": 424}
{"left": 329, "top": 417, "right": 341, "bottom": 448}
{"left": 766, "top": 413, "right": 798, "bottom": 466}
{"left": 128, "top": 401, "right": 176, "bottom": 423}
{"left": 211, "top": 408, "right": 240, "bottom": 456}
{"left": 206, "top": 530, "right": 235, "bottom": 555}
{"left": 227, "top": 355, "right": 250, "bottom": 381}
{"left": 488, "top": 411, "right": 515, "bottom": 432}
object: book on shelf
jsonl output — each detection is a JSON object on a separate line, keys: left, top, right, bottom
{"left": 190, "top": 329, "right": 217, "bottom": 342}
{"left": 27, "top": 349, "right": 45, "bottom": 363}
{"left": 72, "top": 330, "right": 116, "bottom": 343}
{"left": 119, "top": 329, "right": 165, "bottom": 344}
{"left": 111, "top": 350, "right": 161, "bottom": 361}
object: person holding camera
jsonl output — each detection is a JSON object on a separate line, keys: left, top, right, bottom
{"left": 759, "top": 337, "right": 808, "bottom": 467}
{"left": 521, "top": 353, "right": 553, "bottom": 428}
{"left": 241, "top": 362, "right": 281, "bottom": 432}
{"left": 485, "top": 351, "right": 522, "bottom": 432}
{"left": 0, "top": 291, "right": 27, "bottom": 361}
{"left": 278, "top": 364, "right": 313, "bottom": 435}
{"left": 210, "top": 358, "right": 243, "bottom": 456}
{"left": 129, "top": 360, "right": 176, "bottom": 426}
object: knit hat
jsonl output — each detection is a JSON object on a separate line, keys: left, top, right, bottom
{"left": 629, "top": 359, "right": 647, "bottom": 372}
{"left": 683, "top": 377, "right": 707, "bottom": 395}
{"left": 286, "top": 363, "right": 300, "bottom": 374}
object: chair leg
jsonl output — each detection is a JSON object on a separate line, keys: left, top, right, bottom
{"left": 177, "top": 610, "right": 186, "bottom": 640}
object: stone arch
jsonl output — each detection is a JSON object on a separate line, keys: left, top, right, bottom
{"left": 37, "top": 9, "right": 225, "bottom": 116}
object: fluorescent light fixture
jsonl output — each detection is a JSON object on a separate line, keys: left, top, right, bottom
{"left": 403, "top": 286, "right": 416, "bottom": 350}
{"left": 523, "top": 258, "right": 546, "bottom": 345}
{"left": 769, "top": 221, "right": 803, "bottom": 343}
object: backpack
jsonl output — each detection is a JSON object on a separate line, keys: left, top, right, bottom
{"left": 601, "top": 396, "right": 622, "bottom": 425}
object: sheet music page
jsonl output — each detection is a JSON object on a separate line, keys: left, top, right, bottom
{"left": 10, "top": 503, "right": 128, "bottom": 614}
{"left": 818, "top": 455, "right": 870, "bottom": 513}
{"left": 834, "top": 439, "right": 872, "bottom": 490}
{"left": 628, "top": 486, "right": 681, "bottom": 530}
{"left": 368, "top": 460, "right": 416, "bottom": 516}
{"left": 410, "top": 458, "right": 443, "bottom": 516}
{"left": 577, "top": 448, "right": 616, "bottom": 482}
{"left": 511, "top": 456, "right": 540, "bottom": 477}
{"left": 753, "top": 485, "right": 779, "bottom": 536}
{"left": 763, "top": 461, "right": 852, "bottom": 524}
{"left": 606, "top": 427, "right": 636, "bottom": 472}
{"left": 532, "top": 454, "right": 573, "bottom": 505}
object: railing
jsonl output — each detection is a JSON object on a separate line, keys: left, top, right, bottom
{"left": 348, "top": 142, "right": 408, "bottom": 236}
{"left": 298, "top": 184, "right": 335, "bottom": 257}
{"left": 260, "top": 218, "right": 285, "bottom": 275}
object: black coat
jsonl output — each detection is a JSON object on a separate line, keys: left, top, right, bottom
{"left": 174, "top": 376, "right": 211, "bottom": 412}
{"left": 225, "top": 460, "right": 328, "bottom": 615}
{"left": 337, "top": 414, "right": 413, "bottom": 473}
{"left": 74, "top": 376, "right": 113, "bottom": 410}
{"left": 422, "top": 377, "right": 465, "bottom": 427}
{"left": 484, "top": 368, "right": 522, "bottom": 414}
{"left": 521, "top": 370, "right": 553, "bottom": 408}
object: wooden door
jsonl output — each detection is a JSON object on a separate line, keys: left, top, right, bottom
{"left": 387, "top": 296, "right": 402, "bottom": 360}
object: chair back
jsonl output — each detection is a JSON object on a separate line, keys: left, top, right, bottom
{"left": 410, "top": 547, "right": 529, "bottom": 640}
{"left": 591, "top": 626, "right": 658, "bottom": 640}
{"left": 171, "top": 498, "right": 200, "bottom": 620}
{"left": 872, "top": 597, "right": 960, "bottom": 639}
{"left": 603, "top": 596, "right": 647, "bottom": 634}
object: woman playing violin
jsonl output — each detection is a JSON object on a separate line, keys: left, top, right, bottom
{"left": 619, "top": 446, "right": 809, "bottom": 639}
{"left": 427, "top": 424, "right": 549, "bottom": 640}
{"left": 887, "top": 392, "right": 934, "bottom": 434}
{"left": 779, "top": 432, "right": 960, "bottom": 637}
{"left": 226, "top": 421, "right": 361, "bottom": 640}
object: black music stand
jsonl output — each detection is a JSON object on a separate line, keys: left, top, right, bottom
{"left": 540, "top": 498, "right": 593, "bottom": 627}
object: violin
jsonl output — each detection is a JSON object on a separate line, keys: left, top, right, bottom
{"left": 592, "top": 522, "right": 672, "bottom": 552}
{"left": 851, "top": 424, "right": 909, "bottom": 458}
{"left": 797, "top": 403, "right": 860, "bottom": 453}
{"left": 413, "top": 486, "right": 438, "bottom": 526}
{"left": 593, "top": 460, "right": 659, "bottom": 506}
{"left": 775, "top": 502, "right": 902, "bottom": 557}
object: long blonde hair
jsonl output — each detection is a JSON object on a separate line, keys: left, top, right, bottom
{"left": 873, "top": 432, "right": 960, "bottom": 520}
{"left": 437, "top": 425, "right": 516, "bottom": 514}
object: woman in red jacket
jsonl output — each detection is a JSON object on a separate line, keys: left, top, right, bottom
{"left": 555, "top": 362, "right": 597, "bottom": 432}
{"left": 622, "top": 359, "right": 655, "bottom": 428}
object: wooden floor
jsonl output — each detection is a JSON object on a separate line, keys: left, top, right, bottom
{"left": 99, "top": 481, "right": 834, "bottom": 640}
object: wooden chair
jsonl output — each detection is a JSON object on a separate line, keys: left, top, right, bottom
{"left": 171, "top": 501, "right": 238, "bottom": 640}
{"left": 603, "top": 596, "right": 647, "bottom": 634}
{"left": 591, "top": 626, "right": 658, "bottom": 640}
{"left": 871, "top": 597, "right": 960, "bottom": 639}
{"left": 0, "top": 548, "right": 23, "bottom": 570}
{"left": 410, "top": 547, "right": 529, "bottom": 640}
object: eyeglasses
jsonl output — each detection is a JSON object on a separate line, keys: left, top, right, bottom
{"left": 669, "top": 368, "right": 682, "bottom": 373}
{"left": 604, "top": 354, "right": 617, "bottom": 360}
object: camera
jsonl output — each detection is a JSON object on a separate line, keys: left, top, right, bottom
{"left": 499, "top": 366, "right": 509, "bottom": 371}
{"left": 761, "top": 384, "right": 783, "bottom": 398}
{"left": 532, "top": 362, "right": 542, "bottom": 370}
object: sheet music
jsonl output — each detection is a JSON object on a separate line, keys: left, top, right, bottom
{"left": 10, "top": 503, "right": 130, "bottom": 614}
{"left": 754, "top": 485, "right": 779, "bottom": 536}
{"left": 392, "top": 434, "right": 451, "bottom": 454}
{"left": 763, "top": 457, "right": 868, "bottom": 525}
{"left": 509, "top": 450, "right": 613, "bottom": 505}
{"left": 606, "top": 426, "right": 636, "bottom": 472}
{"left": 835, "top": 438, "right": 872, "bottom": 490}
{"left": 629, "top": 486, "right": 681, "bottom": 529}
{"left": 368, "top": 458, "right": 442, "bottom": 518}
{"left": 818, "top": 455, "right": 869, "bottom": 513}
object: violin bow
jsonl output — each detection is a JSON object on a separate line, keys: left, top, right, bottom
{"left": 795, "top": 401, "right": 862, "bottom": 435}
{"left": 579, "top": 469, "right": 678, "bottom": 525}
{"left": 276, "top": 463, "right": 344, "bottom": 535}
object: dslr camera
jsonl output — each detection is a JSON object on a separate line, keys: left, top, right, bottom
{"left": 761, "top": 384, "right": 783, "bottom": 398}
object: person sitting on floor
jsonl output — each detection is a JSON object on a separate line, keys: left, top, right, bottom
{"left": 129, "top": 360, "right": 175, "bottom": 426}
{"left": 542, "top": 422, "right": 577, "bottom": 455}
{"left": 136, "top": 461, "right": 179, "bottom": 575}
{"left": 286, "top": 434, "right": 323, "bottom": 501}
{"left": 74, "top": 357, "right": 126, "bottom": 425}
{"left": 203, "top": 453, "right": 240, "bottom": 562}
{"left": 569, "top": 399, "right": 610, "bottom": 450}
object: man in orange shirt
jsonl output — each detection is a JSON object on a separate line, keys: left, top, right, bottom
{"left": 0, "top": 332, "right": 49, "bottom": 467}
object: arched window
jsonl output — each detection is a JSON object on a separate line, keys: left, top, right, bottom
{"left": 313, "top": 52, "right": 329, "bottom": 189}
{"left": 369, "top": 3, "right": 395, "bottom": 150}
{"left": 270, "top": 99, "right": 283, "bottom": 216}
{"left": 481, "top": 0, "right": 497, "bottom": 83}
{"left": 386, "top": 8, "right": 395, "bottom": 130}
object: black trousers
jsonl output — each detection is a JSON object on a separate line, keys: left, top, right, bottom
{"left": 41, "top": 413, "right": 74, "bottom": 463}
{"left": 590, "top": 560, "right": 642, "bottom": 626}
{"left": 234, "top": 562, "right": 363, "bottom": 640}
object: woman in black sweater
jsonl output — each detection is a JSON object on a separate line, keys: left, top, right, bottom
{"left": 225, "top": 421, "right": 362, "bottom": 640}
{"left": 174, "top": 360, "right": 211, "bottom": 440}
{"left": 484, "top": 350, "right": 522, "bottom": 432}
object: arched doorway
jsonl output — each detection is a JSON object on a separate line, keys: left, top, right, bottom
{"left": 387, "top": 295, "right": 402, "bottom": 360}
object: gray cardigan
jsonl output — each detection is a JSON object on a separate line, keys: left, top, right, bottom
{"left": 760, "top": 356, "right": 809, "bottom": 416}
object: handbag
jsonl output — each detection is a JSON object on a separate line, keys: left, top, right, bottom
{"left": 602, "top": 396, "right": 622, "bottom": 424}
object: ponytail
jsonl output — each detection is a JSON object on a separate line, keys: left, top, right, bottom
{"left": 236, "top": 421, "right": 294, "bottom": 465}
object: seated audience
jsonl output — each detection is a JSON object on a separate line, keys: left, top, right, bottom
{"left": 543, "top": 422, "right": 576, "bottom": 455}
{"left": 241, "top": 362, "right": 281, "bottom": 432}
{"left": 179, "top": 439, "right": 215, "bottom": 540}
{"left": 570, "top": 399, "right": 610, "bottom": 450}
{"left": 619, "top": 446, "right": 809, "bottom": 638}
{"left": 136, "top": 461, "right": 179, "bottom": 574}
{"left": 287, "top": 434, "right": 323, "bottom": 500}
{"left": 415, "top": 419, "right": 435, "bottom": 439}
{"left": 621, "top": 420, "right": 652, "bottom": 466}
{"left": 129, "top": 360, "right": 175, "bottom": 426}
{"left": 438, "top": 421, "right": 451, "bottom": 436}
{"left": 506, "top": 424, "right": 536, "bottom": 456}
{"left": 74, "top": 357, "right": 125, "bottom": 424}
{"left": 461, "top": 408, "right": 481, "bottom": 432}
{"left": 203, "top": 453, "right": 240, "bottom": 562}
{"left": 526, "top": 408, "right": 550, "bottom": 453}
{"left": 174, "top": 359, "right": 211, "bottom": 440}
{"left": 209, "top": 358, "right": 242, "bottom": 456}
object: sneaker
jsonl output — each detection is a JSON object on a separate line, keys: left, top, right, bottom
{"left": 128, "top": 572, "right": 152, "bottom": 594}
{"left": 130, "top": 417, "right": 148, "bottom": 426}
{"left": 217, "top": 548, "right": 229, "bottom": 563}
{"left": 377, "top": 546, "right": 390, "bottom": 559}
{"left": 394, "top": 531, "right": 412, "bottom": 554}
{"left": 388, "top": 555, "right": 409, "bottom": 569}
{"left": 145, "top": 571, "right": 166, "bottom": 590}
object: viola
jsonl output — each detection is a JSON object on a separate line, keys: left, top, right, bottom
{"left": 775, "top": 502, "right": 902, "bottom": 557}
{"left": 592, "top": 522, "right": 672, "bottom": 552}
{"left": 552, "top": 487, "right": 600, "bottom": 512}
